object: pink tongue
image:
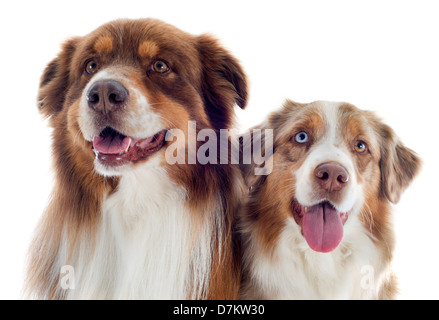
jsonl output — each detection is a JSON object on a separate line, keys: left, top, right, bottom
{"left": 302, "top": 202, "right": 343, "bottom": 253}
{"left": 93, "top": 134, "right": 131, "bottom": 155}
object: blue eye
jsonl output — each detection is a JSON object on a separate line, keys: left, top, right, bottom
{"left": 295, "top": 132, "right": 308, "bottom": 144}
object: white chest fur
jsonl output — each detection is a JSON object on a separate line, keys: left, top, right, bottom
{"left": 65, "top": 159, "right": 213, "bottom": 299}
{"left": 245, "top": 217, "right": 390, "bottom": 299}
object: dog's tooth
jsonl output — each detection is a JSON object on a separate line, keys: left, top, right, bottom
{"left": 125, "top": 138, "right": 132, "bottom": 152}
{"left": 304, "top": 207, "right": 308, "bottom": 213}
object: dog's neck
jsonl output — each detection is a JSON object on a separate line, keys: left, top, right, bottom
{"left": 244, "top": 214, "right": 392, "bottom": 299}
{"left": 65, "top": 157, "right": 215, "bottom": 299}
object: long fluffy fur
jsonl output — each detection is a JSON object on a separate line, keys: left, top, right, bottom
{"left": 25, "top": 18, "right": 247, "bottom": 299}
{"left": 239, "top": 100, "right": 420, "bottom": 299}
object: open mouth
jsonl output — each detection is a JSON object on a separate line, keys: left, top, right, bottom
{"left": 292, "top": 199, "right": 349, "bottom": 253}
{"left": 92, "top": 127, "right": 167, "bottom": 166}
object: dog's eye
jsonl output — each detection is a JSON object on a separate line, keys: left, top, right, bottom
{"left": 354, "top": 140, "right": 367, "bottom": 153}
{"left": 85, "top": 59, "right": 99, "bottom": 74}
{"left": 295, "top": 132, "right": 309, "bottom": 144}
{"left": 152, "top": 60, "right": 170, "bottom": 73}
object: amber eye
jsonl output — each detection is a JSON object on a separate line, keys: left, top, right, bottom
{"left": 152, "top": 60, "right": 170, "bottom": 73}
{"left": 85, "top": 59, "right": 99, "bottom": 74}
{"left": 354, "top": 140, "right": 367, "bottom": 153}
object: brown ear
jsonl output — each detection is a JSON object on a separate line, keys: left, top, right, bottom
{"left": 38, "top": 38, "right": 79, "bottom": 118}
{"left": 379, "top": 124, "right": 421, "bottom": 204}
{"left": 239, "top": 122, "right": 274, "bottom": 187}
{"left": 197, "top": 35, "right": 248, "bottom": 130}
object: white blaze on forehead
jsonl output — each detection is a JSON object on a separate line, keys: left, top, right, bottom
{"left": 293, "top": 101, "right": 360, "bottom": 213}
{"left": 78, "top": 68, "right": 164, "bottom": 141}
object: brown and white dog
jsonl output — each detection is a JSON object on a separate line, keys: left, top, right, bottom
{"left": 25, "top": 19, "right": 247, "bottom": 299}
{"left": 240, "top": 100, "right": 420, "bottom": 299}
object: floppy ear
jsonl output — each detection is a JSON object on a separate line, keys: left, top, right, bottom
{"left": 38, "top": 38, "right": 79, "bottom": 118}
{"left": 197, "top": 35, "right": 248, "bottom": 130}
{"left": 379, "top": 124, "right": 421, "bottom": 204}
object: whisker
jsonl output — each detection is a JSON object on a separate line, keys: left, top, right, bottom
{"left": 155, "top": 115, "right": 179, "bottom": 129}
{"left": 360, "top": 203, "right": 374, "bottom": 234}
{"left": 73, "top": 128, "right": 83, "bottom": 145}
{"left": 277, "top": 183, "right": 296, "bottom": 194}
{"left": 147, "top": 102, "right": 175, "bottom": 107}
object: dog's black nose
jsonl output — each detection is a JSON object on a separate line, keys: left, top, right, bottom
{"left": 87, "top": 80, "right": 128, "bottom": 114}
{"left": 314, "top": 162, "right": 349, "bottom": 192}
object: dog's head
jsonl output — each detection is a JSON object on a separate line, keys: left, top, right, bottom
{"left": 38, "top": 18, "right": 247, "bottom": 176}
{"left": 243, "top": 100, "right": 420, "bottom": 253}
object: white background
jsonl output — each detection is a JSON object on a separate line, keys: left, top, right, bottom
{"left": 1, "top": 0, "right": 438, "bottom": 299}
